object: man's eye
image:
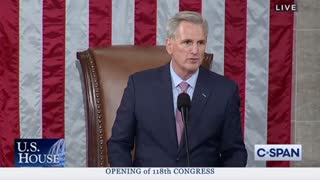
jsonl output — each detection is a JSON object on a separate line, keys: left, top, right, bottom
{"left": 198, "top": 41, "right": 206, "bottom": 45}
{"left": 183, "top": 40, "right": 192, "bottom": 45}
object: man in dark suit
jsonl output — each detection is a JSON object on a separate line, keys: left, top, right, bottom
{"left": 107, "top": 11, "right": 247, "bottom": 167}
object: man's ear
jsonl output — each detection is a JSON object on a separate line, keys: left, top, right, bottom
{"left": 166, "top": 38, "right": 173, "bottom": 55}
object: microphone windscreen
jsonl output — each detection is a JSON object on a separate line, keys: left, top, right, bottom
{"left": 177, "top": 93, "right": 191, "bottom": 111}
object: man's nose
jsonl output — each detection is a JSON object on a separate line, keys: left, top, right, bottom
{"left": 190, "top": 43, "right": 199, "bottom": 54}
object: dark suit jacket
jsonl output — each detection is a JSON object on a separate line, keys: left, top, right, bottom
{"left": 107, "top": 63, "right": 247, "bottom": 167}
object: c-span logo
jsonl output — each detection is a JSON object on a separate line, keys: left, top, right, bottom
{"left": 254, "top": 144, "right": 302, "bottom": 161}
{"left": 14, "top": 139, "right": 65, "bottom": 167}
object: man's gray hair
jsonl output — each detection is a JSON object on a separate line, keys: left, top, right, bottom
{"left": 166, "top": 11, "right": 208, "bottom": 39}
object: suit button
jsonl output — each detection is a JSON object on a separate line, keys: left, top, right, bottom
{"left": 176, "top": 157, "right": 180, "bottom": 161}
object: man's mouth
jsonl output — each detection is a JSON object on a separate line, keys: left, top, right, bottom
{"left": 188, "top": 58, "right": 200, "bottom": 62}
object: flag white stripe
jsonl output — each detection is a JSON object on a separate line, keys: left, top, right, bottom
{"left": 111, "top": 0, "right": 135, "bottom": 45}
{"left": 19, "top": 0, "right": 43, "bottom": 138}
{"left": 65, "top": 0, "right": 88, "bottom": 167}
{"left": 156, "top": 0, "right": 179, "bottom": 45}
{"left": 202, "top": 0, "right": 225, "bottom": 75}
{"left": 245, "top": 0, "right": 270, "bottom": 167}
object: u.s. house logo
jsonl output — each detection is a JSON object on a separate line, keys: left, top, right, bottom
{"left": 14, "top": 139, "right": 65, "bottom": 167}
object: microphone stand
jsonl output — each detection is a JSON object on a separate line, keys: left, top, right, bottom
{"left": 181, "top": 108, "right": 190, "bottom": 167}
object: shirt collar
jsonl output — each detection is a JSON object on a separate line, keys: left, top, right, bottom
{"left": 170, "top": 60, "right": 199, "bottom": 89}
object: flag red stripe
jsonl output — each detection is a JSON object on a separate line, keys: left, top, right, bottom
{"left": 224, "top": 0, "right": 247, "bottom": 134}
{"left": 267, "top": 0, "right": 294, "bottom": 167}
{"left": 179, "top": 0, "right": 202, "bottom": 13}
{"left": 134, "top": 0, "right": 157, "bottom": 45}
{"left": 0, "top": 0, "right": 20, "bottom": 167}
{"left": 89, "top": 0, "right": 112, "bottom": 47}
{"left": 42, "top": 0, "right": 66, "bottom": 138}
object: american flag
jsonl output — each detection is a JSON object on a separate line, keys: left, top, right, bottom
{"left": 0, "top": 0, "right": 293, "bottom": 167}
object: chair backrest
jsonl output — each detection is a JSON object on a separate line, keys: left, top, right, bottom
{"left": 76, "top": 45, "right": 213, "bottom": 167}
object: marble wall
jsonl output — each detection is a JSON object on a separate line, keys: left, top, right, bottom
{"left": 293, "top": 0, "right": 320, "bottom": 166}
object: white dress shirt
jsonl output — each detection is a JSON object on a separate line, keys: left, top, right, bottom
{"left": 169, "top": 60, "right": 199, "bottom": 114}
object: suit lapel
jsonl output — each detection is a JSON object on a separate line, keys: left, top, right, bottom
{"left": 178, "top": 68, "right": 211, "bottom": 154}
{"left": 155, "top": 64, "right": 179, "bottom": 153}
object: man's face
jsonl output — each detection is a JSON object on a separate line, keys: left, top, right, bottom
{"left": 166, "top": 21, "right": 207, "bottom": 80}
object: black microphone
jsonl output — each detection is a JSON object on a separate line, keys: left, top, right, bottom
{"left": 177, "top": 93, "right": 191, "bottom": 115}
{"left": 177, "top": 92, "right": 191, "bottom": 167}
